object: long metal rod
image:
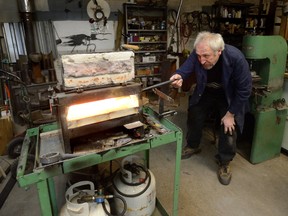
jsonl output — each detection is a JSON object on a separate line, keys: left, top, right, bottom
{"left": 142, "top": 78, "right": 180, "bottom": 92}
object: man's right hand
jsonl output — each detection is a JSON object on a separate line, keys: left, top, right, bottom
{"left": 170, "top": 74, "right": 183, "bottom": 88}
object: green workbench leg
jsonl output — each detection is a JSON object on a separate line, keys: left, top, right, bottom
{"left": 172, "top": 131, "right": 183, "bottom": 216}
{"left": 47, "top": 178, "right": 58, "bottom": 216}
{"left": 36, "top": 178, "right": 57, "bottom": 216}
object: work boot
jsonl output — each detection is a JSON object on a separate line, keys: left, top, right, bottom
{"left": 217, "top": 163, "right": 232, "bottom": 185}
{"left": 181, "top": 146, "right": 201, "bottom": 159}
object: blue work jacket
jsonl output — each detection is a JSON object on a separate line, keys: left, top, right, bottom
{"left": 175, "top": 44, "right": 252, "bottom": 132}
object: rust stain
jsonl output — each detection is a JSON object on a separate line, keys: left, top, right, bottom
{"left": 272, "top": 54, "right": 277, "bottom": 64}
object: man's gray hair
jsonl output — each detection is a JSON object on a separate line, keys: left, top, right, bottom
{"left": 193, "top": 31, "right": 225, "bottom": 52}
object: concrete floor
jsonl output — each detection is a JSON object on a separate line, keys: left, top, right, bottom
{"left": 1, "top": 93, "right": 288, "bottom": 216}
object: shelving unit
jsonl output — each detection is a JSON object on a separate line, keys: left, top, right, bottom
{"left": 211, "top": 2, "right": 254, "bottom": 49}
{"left": 123, "top": 3, "right": 168, "bottom": 83}
{"left": 246, "top": 0, "right": 277, "bottom": 35}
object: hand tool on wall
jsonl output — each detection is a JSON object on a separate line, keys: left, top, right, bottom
{"left": 167, "top": 0, "right": 183, "bottom": 53}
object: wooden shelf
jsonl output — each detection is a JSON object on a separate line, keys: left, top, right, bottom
{"left": 123, "top": 2, "right": 168, "bottom": 85}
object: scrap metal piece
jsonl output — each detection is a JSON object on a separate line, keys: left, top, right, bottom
{"left": 252, "top": 85, "right": 271, "bottom": 97}
{"left": 153, "top": 88, "right": 174, "bottom": 103}
{"left": 103, "top": 139, "right": 115, "bottom": 147}
{"left": 115, "top": 137, "right": 132, "bottom": 146}
{"left": 145, "top": 116, "right": 168, "bottom": 134}
{"left": 272, "top": 98, "right": 288, "bottom": 110}
{"left": 159, "top": 110, "right": 177, "bottom": 118}
{"left": 40, "top": 152, "right": 61, "bottom": 165}
{"left": 124, "top": 121, "right": 144, "bottom": 129}
{"left": 103, "top": 133, "right": 130, "bottom": 148}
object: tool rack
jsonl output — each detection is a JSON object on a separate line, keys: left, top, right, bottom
{"left": 16, "top": 106, "right": 183, "bottom": 216}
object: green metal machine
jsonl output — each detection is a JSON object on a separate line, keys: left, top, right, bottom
{"left": 16, "top": 106, "right": 183, "bottom": 216}
{"left": 240, "top": 35, "right": 287, "bottom": 164}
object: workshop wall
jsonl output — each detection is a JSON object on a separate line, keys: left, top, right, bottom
{"left": 0, "top": 0, "right": 261, "bottom": 57}
{"left": 0, "top": 0, "right": 260, "bottom": 22}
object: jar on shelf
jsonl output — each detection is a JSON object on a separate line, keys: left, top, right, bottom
{"left": 153, "top": 66, "right": 159, "bottom": 74}
{"left": 222, "top": 7, "right": 228, "bottom": 18}
{"left": 160, "top": 21, "right": 166, "bottom": 30}
{"left": 133, "top": 33, "right": 139, "bottom": 42}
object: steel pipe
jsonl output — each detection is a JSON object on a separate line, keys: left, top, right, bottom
{"left": 17, "top": 0, "right": 36, "bottom": 54}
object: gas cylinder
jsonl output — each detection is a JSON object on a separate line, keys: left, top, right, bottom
{"left": 59, "top": 181, "right": 111, "bottom": 216}
{"left": 112, "top": 155, "right": 156, "bottom": 216}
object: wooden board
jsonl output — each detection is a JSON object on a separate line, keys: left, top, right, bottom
{"left": 0, "top": 157, "right": 11, "bottom": 182}
{"left": 0, "top": 116, "right": 13, "bottom": 156}
{"left": 61, "top": 51, "right": 135, "bottom": 88}
{"left": 279, "top": 16, "right": 288, "bottom": 40}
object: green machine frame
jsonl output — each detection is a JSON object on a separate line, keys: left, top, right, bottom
{"left": 241, "top": 35, "right": 287, "bottom": 164}
{"left": 16, "top": 106, "right": 183, "bottom": 216}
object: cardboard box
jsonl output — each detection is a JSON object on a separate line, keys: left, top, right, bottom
{"left": 136, "top": 67, "right": 152, "bottom": 75}
{"left": 142, "top": 56, "right": 156, "bottom": 63}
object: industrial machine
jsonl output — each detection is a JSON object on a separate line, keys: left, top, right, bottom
{"left": 281, "top": 76, "right": 288, "bottom": 152}
{"left": 240, "top": 35, "right": 287, "bottom": 164}
{"left": 48, "top": 51, "right": 142, "bottom": 155}
{"left": 16, "top": 50, "right": 183, "bottom": 216}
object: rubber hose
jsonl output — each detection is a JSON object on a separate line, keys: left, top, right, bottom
{"left": 102, "top": 194, "right": 127, "bottom": 216}
{"left": 112, "top": 167, "right": 151, "bottom": 198}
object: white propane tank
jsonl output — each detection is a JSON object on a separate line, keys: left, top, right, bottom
{"left": 59, "top": 181, "right": 111, "bottom": 216}
{"left": 113, "top": 155, "right": 156, "bottom": 216}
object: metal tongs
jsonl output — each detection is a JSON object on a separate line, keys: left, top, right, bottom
{"left": 141, "top": 78, "right": 181, "bottom": 102}
{"left": 141, "top": 79, "right": 175, "bottom": 103}
{"left": 141, "top": 78, "right": 181, "bottom": 118}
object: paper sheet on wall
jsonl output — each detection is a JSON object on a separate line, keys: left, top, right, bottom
{"left": 53, "top": 20, "right": 115, "bottom": 54}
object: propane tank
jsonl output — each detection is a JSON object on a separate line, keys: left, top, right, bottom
{"left": 112, "top": 155, "right": 156, "bottom": 216}
{"left": 59, "top": 181, "right": 111, "bottom": 216}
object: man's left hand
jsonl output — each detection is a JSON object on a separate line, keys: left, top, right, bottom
{"left": 221, "top": 111, "right": 235, "bottom": 135}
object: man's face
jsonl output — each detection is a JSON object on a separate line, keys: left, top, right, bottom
{"left": 195, "top": 41, "right": 221, "bottom": 70}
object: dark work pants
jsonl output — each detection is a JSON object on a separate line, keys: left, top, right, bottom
{"left": 186, "top": 89, "right": 237, "bottom": 164}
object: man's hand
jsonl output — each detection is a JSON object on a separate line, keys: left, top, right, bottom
{"left": 170, "top": 74, "right": 183, "bottom": 88}
{"left": 221, "top": 111, "right": 235, "bottom": 135}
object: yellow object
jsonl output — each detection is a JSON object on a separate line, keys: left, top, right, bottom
{"left": 0, "top": 116, "right": 13, "bottom": 155}
{"left": 121, "top": 44, "right": 140, "bottom": 51}
{"left": 182, "top": 49, "right": 190, "bottom": 58}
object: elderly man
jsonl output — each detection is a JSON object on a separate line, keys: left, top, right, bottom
{"left": 170, "top": 31, "right": 252, "bottom": 185}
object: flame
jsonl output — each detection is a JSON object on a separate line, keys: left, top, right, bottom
{"left": 66, "top": 95, "right": 139, "bottom": 121}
